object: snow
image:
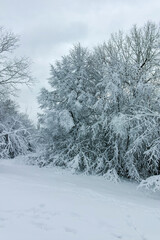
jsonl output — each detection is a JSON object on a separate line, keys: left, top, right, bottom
{"left": 59, "top": 110, "right": 75, "bottom": 132}
{"left": 138, "top": 175, "right": 160, "bottom": 192}
{"left": 0, "top": 158, "right": 160, "bottom": 240}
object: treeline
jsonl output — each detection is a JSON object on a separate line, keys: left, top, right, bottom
{"left": 38, "top": 22, "right": 160, "bottom": 181}
{"left": 0, "top": 22, "right": 160, "bottom": 182}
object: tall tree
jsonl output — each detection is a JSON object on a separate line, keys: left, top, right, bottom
{"left": 0, "top": 27, "right": 35, "bottom": 159}
{"left": 38, "top": 44, "right": 98, "bottom": 170}
{"left": 94, "top": 22, "right": 160, "bottom": 180}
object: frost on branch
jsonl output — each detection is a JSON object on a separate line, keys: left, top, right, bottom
{"left": 67, "top": 154, "right": 81, "bottom": 173}
{"left": 59, "top": 110, "right": 75, "bottom": 133}
{"left": 110, "top": 113, "right": 128, "bottom": 137}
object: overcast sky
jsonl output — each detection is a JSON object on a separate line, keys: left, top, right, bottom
{"left": 0, "top": 0, "right": 160, "bottom": 123}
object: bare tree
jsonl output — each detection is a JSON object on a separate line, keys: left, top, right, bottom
{"left": 0, "top": 27, "right": 33, "bottom": 98}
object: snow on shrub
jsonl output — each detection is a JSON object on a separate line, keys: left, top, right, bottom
{"left": 67, "top": 154, "right": 82, "bottom": 173}
{"left": 138, "top": 175, "right": 160, "bottom": 192}
{"left": 103, "top": 169, "right": 121, "bottom": 183}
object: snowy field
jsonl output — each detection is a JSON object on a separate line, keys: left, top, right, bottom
{"left": 0, "top": 159, "right": 160, "bottom": 240}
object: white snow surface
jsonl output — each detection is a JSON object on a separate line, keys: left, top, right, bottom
{"left": 0, "top": 158, "right": 160, "bottom": 240}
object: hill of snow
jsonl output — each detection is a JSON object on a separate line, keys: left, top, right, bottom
{"left": 0, "top": 158, "right": 160, "bottom": 240}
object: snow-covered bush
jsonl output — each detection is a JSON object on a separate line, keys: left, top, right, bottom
{"left": 138, "top": 175, "right": 160, "bottom": 192}
{"left": 0, "top": 99, "right": 35, "bottom": 159}
{"left": 104, "top": 169, "right": 121, "bottom": 183}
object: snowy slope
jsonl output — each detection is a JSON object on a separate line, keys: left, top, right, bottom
{"left": 0, "top": 159, "right": 160, "bottom": 240}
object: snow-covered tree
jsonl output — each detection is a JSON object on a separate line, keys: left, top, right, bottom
{"left": 38, "top": 22, "right": 160, "bottom": 181}
{"left": 38, "top": 44, "right": 99, "bottom": 170}
{"left": 0, "top": 27, "right": 35, "bottom": 159}
{"left": 93, "top": 21, "right": 160, "bottom": 180}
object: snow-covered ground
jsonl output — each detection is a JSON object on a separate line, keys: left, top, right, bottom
{"left": 0, "top": 158, "right": 160, "bottom": 240}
